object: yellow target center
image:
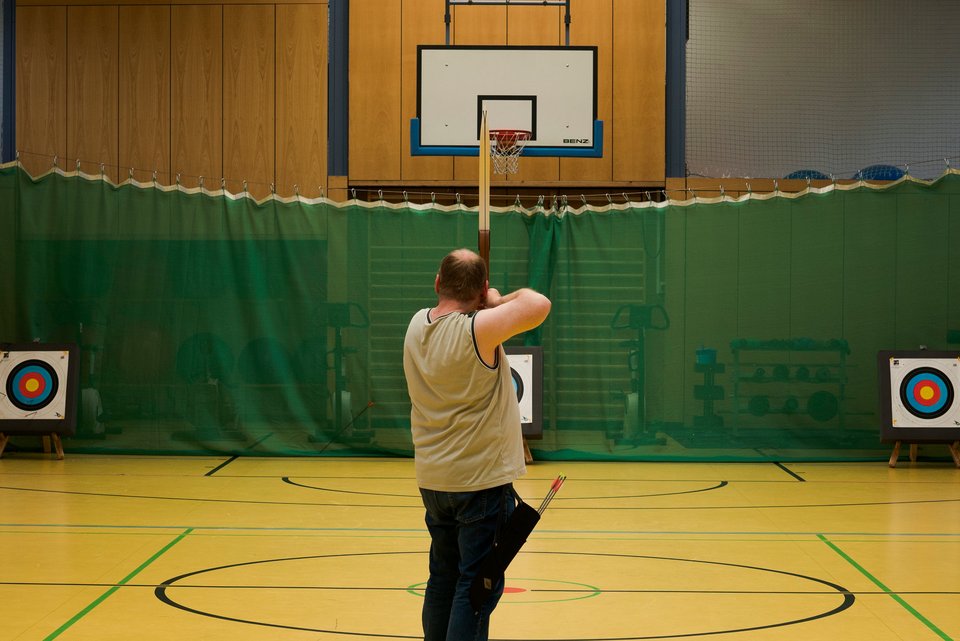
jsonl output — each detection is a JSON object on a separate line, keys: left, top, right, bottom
{"left": 919, "top": 386, "right": 935, "bottom": 401}
{"left": 25, "top": 379, "right": 41, "bottom": 393}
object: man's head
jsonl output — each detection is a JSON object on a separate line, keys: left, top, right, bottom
{"left": 435, "top": 248, "right": 487, "bottom": 305}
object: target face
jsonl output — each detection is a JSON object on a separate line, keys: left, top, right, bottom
{"left": 505, "top": 346, "right": 543, "bottom": 439}
{"left": 887, "top": 357, "right": 960, "bottom": 429}
{"left": 6, "top": 360, "right": 60, "bottom": 411}
{"left": 508, "top": 354, "right": 533, "bottom": 423}
{"left": 899, "top": 367, "right": 952, "bottom": 419}
{"left": 1, "top": 346, "right": 78, "bottom": 432}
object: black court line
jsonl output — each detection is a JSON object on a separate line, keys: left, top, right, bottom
{"left": 2, "top": 484, "right": 960, "bottom": 510}
{"left": 154, "top": 549, "right": 856, "bottom": 640}
{"left": 774, "top": 462, "right": 805, "bottom": 482}
{"left": 204, "top": 456, "right": 238, "bottom": 477}
{"left": 4, "top": 581, "right": 957, "bottom": 596}
{"left": 282, "top": 477, "right": 728, "bottom": 500}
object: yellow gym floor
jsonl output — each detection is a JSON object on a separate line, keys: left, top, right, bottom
{"left": 1, "top": 455, "right": 958, "bottom": 640}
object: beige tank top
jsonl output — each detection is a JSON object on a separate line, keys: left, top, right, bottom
{"left": 403, "top": 307, "right": 526, "bottom": 491}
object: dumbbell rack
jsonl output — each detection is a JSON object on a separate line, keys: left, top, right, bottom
{"left": 730, "top": 338, "right": 849, "bottom": 432}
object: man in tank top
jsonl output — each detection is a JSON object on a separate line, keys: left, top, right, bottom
{"left": 403, "top": 248, "right": 551, "bottom": 641}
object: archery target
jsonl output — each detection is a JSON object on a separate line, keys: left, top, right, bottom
{"left": 505, "top": 346, "right": 543, "bottom": 439}
{"left": 888, "top": 357, "right": 960, "bottom": 428}
{"left": 508, "top": 354, "right": 533, "bottom": 423}
{"left": 1, "top": 348, "right": 72, "bottom": 421}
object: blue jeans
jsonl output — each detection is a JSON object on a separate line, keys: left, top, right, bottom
{"left": 419, "top": 484, "right": 515, "bottom": 641}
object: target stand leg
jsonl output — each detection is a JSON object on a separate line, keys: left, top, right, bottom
{"left": 523, "top": 438, "right": 533, "bottom": 464}
{"left": 888, "top": 441, "right": 901, "bottom": 468}
{"left": 0, "top": 433, "right": 8, "bottom": 458}
{"left": 52, "top": 434, "right": 64, "bottom": 460}
{"left": 888, "top": 441, "right": 917, "bottom": 467}
{"left": 889, "top": 441, "right": 960, "bottom": 468}
{"left": 41, "top": 434, "right": 64, "bottom": 459}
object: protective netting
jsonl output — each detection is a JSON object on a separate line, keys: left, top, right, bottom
{"left": 3, "top": 164, "right": 960, "bottom": 461}
{"left": 686, "top": 1, "right": 960, "bottom": 180}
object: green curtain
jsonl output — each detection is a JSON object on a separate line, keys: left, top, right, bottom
{"left": 3, "top": 164, "right": 960, "bottom": 461}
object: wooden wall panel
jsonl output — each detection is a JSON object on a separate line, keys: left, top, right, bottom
{"left": 400, "top": 0, "right": 451, "bottom": 183}
{"left": 223, "top": 5, "right": 275, "bottom": 199}
{"left": 612, "top": 0, "right": 665, "bottom": 183}
{"left": 506, "top": 5, "right": 560, "bottom": 183}
{"left": 171, "top": 5, "right": 222, "bottom": 191}
{"left": 451, "top": 4, "right": 506, "bottom": 181}
{"left": 67, "top": 6, "right": 118, "bottom": 182}
{"left": 561, "top": 0, "right": 613, "bottom": 184}
{"left": 120, "top": 6, "right": 170, "bottom": 184}
{"left": 15, "top": 6, "right": 66, "bottom": 178}
{"left": 277, "top": 4, "right": 328, "bottom": 198}
{"left": 349, "top": 0, "right": 401, "bottom": 181}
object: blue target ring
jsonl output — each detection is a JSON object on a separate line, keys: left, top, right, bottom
{"left": 6, "top": 360, "right": 60, "bottom": 412}
{"left": 899, "top": 367, "right": 953, "bottom": 419}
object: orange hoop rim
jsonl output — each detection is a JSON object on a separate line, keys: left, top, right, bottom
{"left": 489, "top": 129, "right": 533, "bottom": 144}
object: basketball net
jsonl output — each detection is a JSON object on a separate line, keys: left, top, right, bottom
{"left": 489, "top": 130, "right": 532, "bottom": 175}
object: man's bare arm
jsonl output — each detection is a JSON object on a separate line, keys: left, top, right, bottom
{"left": 474, "top": 288, "right": 551, "bottom": 364}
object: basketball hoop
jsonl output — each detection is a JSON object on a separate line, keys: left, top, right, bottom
{"left": 489, "top": 129, "right": 532, "bottom": 174}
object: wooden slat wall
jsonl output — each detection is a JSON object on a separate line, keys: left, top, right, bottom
{"left": 171, "top": 4, "right": 222, "bottom": 190}
{"left": 348, "top": 0, "right": 401, "bottom": 181}
{"left": 15, "top": 6, "right": 66, "bottom": 178}
{"left": 277, "top": 4, "right": 327, "bottom": 198}
{"left": 17, "top": 1, "right": 328, "bottom": 199}
{"left": 612, "top": 0, "right": 665, "bottom": 183}
{"left": 562, "top": 0, "right": 613, "bottom": 183}
{"left": 67, "top": 6, "right": 119, "bottom": 183}
{"left": 16, "top": 0, "right": 665, "bottom": 192}
{"left": 223, "top": 5, "right": 275, "bottom": 199}
{"left": 400, "top": 0, "right": 450, "bottom": 182}
{"left": 120, "top": 6, "right": 170, "bottom": 184}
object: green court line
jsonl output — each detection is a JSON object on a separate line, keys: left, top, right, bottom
{"left": 42, "top": 528, "right": 193, "bottom": 640}
{"left": 818, "top": 534, "right": 953, "bottom": 641}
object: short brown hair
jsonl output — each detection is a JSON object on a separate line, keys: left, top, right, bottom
{"left": 436, "top": 249, "right": 487, "bottom": 303}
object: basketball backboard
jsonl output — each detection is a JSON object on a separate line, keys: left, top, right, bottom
{"left": 412, "top": 45, "right": 602, "bottom": 158}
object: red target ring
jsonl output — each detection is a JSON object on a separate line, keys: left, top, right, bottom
{"left": 911, "top": 380, "right": 941, "bottom": 407}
